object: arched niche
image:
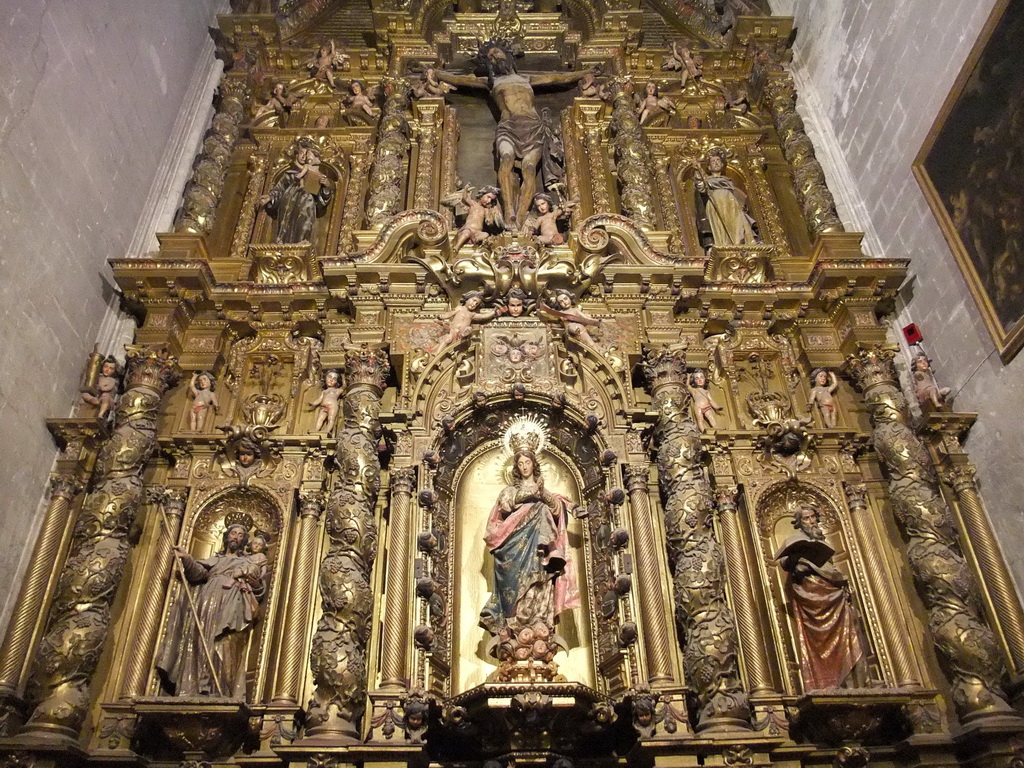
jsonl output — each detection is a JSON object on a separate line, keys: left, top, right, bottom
{"left": 153, "top": 485, "right": 287, "bottom": 702}
{"left": 752, "top": 480, "right": 880, "bottom": 694}
{"left": 673, "top": 158, "right": 757, "bottom": 253}
{"left": 452, "top": 440, "right": 595, "bottom": 692}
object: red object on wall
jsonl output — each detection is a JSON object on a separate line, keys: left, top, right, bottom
{"left": 903, "top": 323, "right": 923, "bottom": 344}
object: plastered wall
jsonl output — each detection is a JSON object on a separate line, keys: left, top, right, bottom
{"left": 771, "top": 0, "right": 1024, "bottom": 592}
{"left": 0, "top": 1, "right": 224, "bottom": 631}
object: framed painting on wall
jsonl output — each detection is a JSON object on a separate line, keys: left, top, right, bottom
{"left": 913, "top": 0, "right": 1024, "bottom": 362}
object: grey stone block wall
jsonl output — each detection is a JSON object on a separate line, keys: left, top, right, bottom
{"left": 772, "top": 1, "right": 1024, "bottom": 593}
{"left": 0, "top": 1, "right": 223, "bottom": 632}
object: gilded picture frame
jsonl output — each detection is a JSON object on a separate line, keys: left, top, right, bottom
{"left": 913, "top": 0, "right": 1024, "bottom": 362}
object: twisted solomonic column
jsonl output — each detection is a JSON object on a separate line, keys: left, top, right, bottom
{"left": 846, "top": 347, "right": 1013, "bottom": 722}
{"left": 306, "top": 346, "right": 390, "bottom": 741}
{"left": 643, "top": 348, "right": 749, "bottom": 731}
{"left": 21, "top": 348, "right": 183, "bottom": 744}
{"left": 366, "top": 78, "right": 412, "bottom": 229}
{"left": 609, "top": 78, "right": 657, "bottom": 230}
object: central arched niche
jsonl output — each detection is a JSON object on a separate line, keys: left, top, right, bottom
{"left": 452, "top": 440, "right": 596, "bottom": 693}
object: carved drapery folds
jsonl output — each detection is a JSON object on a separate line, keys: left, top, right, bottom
{"left": 846, "top": 347, "right": 1011, "bottom": 722}
{"left": 643, "top": 348, "right": 749, "bottom": 730}
{"left": 21, "top": 348, "right": 182, "bottom": 743}
{"left": 763, "top": 71, "right": 843, "bottom": 238}
{"left": 366, "top": 78, "right": 412, "bottom": 229}
{"left": 176, "top": 77, "right": 248, "bottom": 236}
{"left": 610, "top": 79, "right": 657, "bottom": 230}
{"left": 307, "top": 346, "right": 390, "bottom": 740}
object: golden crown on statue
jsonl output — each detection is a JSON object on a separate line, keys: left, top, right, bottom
{"left": 224, "top": 510, "right": 255, "bottom": 531}
{"left": 503, "top": 413, "right": 548, "bottom": 457}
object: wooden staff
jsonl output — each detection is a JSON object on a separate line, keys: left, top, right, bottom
{"left": 157, "top": 506, "right": 225, "bottom": 697}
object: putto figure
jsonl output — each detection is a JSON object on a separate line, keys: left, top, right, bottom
{"left": 156, "top": 521, "right": 269, "bottom": 698}
{"left": 688, "top": 368, "right": 723, "bottom": 432}
{"left": 188, "top": 371, "right": 219, "bottom": 432}
{"left": 912, "top": 353, "right": 951, "bottom": 410}
{"left": 435, "top": 41, "right": 591, "bottom": 227}
{"left": 776, "top": 503, "right": 868, "bottom": 691}
{"left": 81, "top": 355, "right": 121, "bottom": 419}
{"left": 410, "top": 65, "right": 453, "bottom": 99}
{"left": 521, "top": 193, "right": 575, "bottom": 245}
{"left": 807, "top": 368, "right": 839, "bottom": 428}
{"left": 341, "top": 80, "right": 380, "bottom": 125}
{"left": 443, "top": 186, "right": 504, "bottom": 252}
{"left": 309, "top": 368, "right": 343, "bottom": 434}
{"left": 691, "top": 149, "right": 758, "bottom": 248}
{"left": 540, "top": 289, "right": 600, "bottom": 346}
{"left": 305, "top": 40, "right": 348, "bottom": 89}
{"left": 435, "top": 290, "right": 499, "bottom": 350}
{"left": 638, "top": 81, "right": 676, "bottom": 127}
{"left": 258, "top": 139, "right": 334, "bottom": 244}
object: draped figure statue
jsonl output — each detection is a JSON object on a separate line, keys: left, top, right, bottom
{"left": 258, "top": 139, "right": 333, "bottom": 245}
{"left": 692, "top": 150, "right": 758, "bottom": 248}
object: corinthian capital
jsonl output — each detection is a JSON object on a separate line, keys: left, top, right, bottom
{"left": 845, "top": 346, "right": 897, "bottom": 392}
{"left": 344, "top": 345, "right": 391, "bottom": 393}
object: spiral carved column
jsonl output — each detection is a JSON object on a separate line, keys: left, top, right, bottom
{"left": 715, "top": 487, "right": 774, "bottom": 696}
{"left": 842, "top": 482, "right": 921, "bottom": 688}
{"left": 846, "top": 347, "right": 1012, "bottom": 722}
{"left": 643, "top": 348, "right": 749, "bottom": 730}
{"left": 609, "top": 79, "right": 657, "bottom": 229}
{"left": 271, "top": 490, "right": 325, "bottom": 705}
{"left": 380, "top": 467, "right": 417, "bottom": 690}
{"left": 175, "top": 76, "right": 249, "bottom": 236}
{"left": 763, "top": 70, "right": 844, "bottom": 238}
{"left": 0, "top": 475, "right": 83, "bottom": 718}
{"left": 942, "top": 464, "right": 1024, "bottom": 679}
{"left": 118, "top": 487, "right": 189, "bottom": 698}
{"left": 366, "top": 78, "right": 412, "bottom": 229}
{"left": 623, "top": 464, "right": 675, "bottom": 686}
{"left": 306, "top": 347, "right": 390, "bottom": 741}
{"left": 20, "top": 347, "right": 182, "bottom": 744}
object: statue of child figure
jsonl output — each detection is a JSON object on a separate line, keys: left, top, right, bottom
{"left": 688, "top": 368, "right": 723, "bottom": 432}
{"left": 807, "top": 368, "right": 839, "bottom": 428}
{"left": 81, "top": 355, "right": 121, "bottom": 419}
{"left": 309, "top": 369, "right": 343, "bottom": 434}
{"left": 188, "top": 372, "right": 219, "bottom": 432}
{"left": 913, "top": 354, "right": 951, "bottom": 410}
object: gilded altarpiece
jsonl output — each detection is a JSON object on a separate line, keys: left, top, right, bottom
{"left": 3, "top": 3, "right": 1024, "bottom": 768}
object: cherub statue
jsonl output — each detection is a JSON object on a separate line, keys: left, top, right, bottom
{"left": 521, "top": 193, "right": 576, "bottom": 245}
{"left": 434, "top": 291, "right": 498, "bottom": 351}
{"left": 81, "top": 356, "right": 121, "bottom": 419}
{"left": 912, "top": 354, "right": 951, "bottom": 410}
{"left": 688, "top": 368, "right": 723, "bottom": 432}
{"left": 341, "top": 80, "right": 380, "bottom": 125}
{"left": 638, "top": 82, "right": 676, "bottom": 127}
{"left": 188, "top": 371, "right": 219, "bottom": 432}
{"left": 442, "top": 186, "right": 504, "bottom": 253}
{"left": 410, "top": 65, "right": 453, "bottom": 99}
{"left": 540, "top": 289, "right": 601, "bottom": 346}
{"left": 498, "top": 288, "right": 532, "bottom": 319}
{"left": 309, "top": 368, "right": 343, "bottom": 434}
{"left": 305, "top": 40, "right": 348, "bottom": 89}
{"left": 577, "top": 71, "right": 609, "bottom": 100}
{"left": 254, "top": 83, "right": 303, "bottom": 125}
{"left": 228, "top": 532, "right": 270, "bottom": 614}
{"left": 662, "top": 42, "right": 703, "bottom": 89}
{"left": 807, "top": 368, "right": 839, "bottom": 428}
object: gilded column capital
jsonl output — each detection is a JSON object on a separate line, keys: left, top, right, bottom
{"left": 48, "top": 475, "right": 83, "bottom": 502}
{"left": 298, "top": 490, "right": 326, "bottom": 521}
{"left": 390, "top": 467, "right": 416, "bottom": 495}
{"left": 163, "top": 488, "right": 189, "bottom": 516}
{"left": 845, "top": 346, "right": 898, "bottom": 393}
{"left": 123, "top": 346, "right": 184, "bottom": 394}
{"left": 623, "top": 464, "right": 651, "bottom": 493}
{"left": 843, "top": 482, "right": 868, "bottom": 512}
{"left": 344, "top": 345, "right": 391, "bottom": 394}
{"left": 641, "top": 347, "right": 689, "bottom": 393}
{"left": 716, "top": 486, "right": 739, "bottom": 511}
{"left": 942, "top": 464, "right": 979, "bottom": 494}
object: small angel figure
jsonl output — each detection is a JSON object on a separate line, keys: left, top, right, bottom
{"left": 188, "top": 371, "right": 219, "bottom": 432}
{"left": 305, "top": 40, "right": 348, "bottom": 89}
{"left": 309, "top": 369, "right": 343, "bottom": 434}
{"left": 662, "top": 42, "right": 703, "bottom": 89}
{"left": 638, "top": 82, "right": 676, "bottom": 127}
{"left": 411, "top": 65, "right": 453, "bottom": 99}
{"left": 521, "top": 193, "right": 575, "bottom": 245}
{"left": 577, "top": 71, "right": 610, "bottom": 100}
{"left": 434, "top": 291, "right": 499, "bottom": 351}
{"left": 227, "top": 533, "right": 270, "bottom": 614}
{"left": 442, "top": 186, "right": 504, "bottom": 253}
{"left": 807, "top": 368, "right": 839, "bottom": 428}
{"left": 81, "top": 356, "right": 120, "bottom": 419}
{"left": 541, "top": 289, "right": 601, "bottom": 346}
{"left": 688, "top": 368, "right": 723, "bottom": 432}
{"left": 913, "top": 354, "right": 951, "bottom": 410}
{"left": 342, "top": 80, "right": 380, "bottom": 125}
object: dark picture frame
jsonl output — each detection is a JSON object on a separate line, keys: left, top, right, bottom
{"left": 913, "top": 0, "right": 1024, "bottom": 362}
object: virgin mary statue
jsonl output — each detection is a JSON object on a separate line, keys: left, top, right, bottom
{"left": 479, "top": 419, "right": 583, "bottom": 667}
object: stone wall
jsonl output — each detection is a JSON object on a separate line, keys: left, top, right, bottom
{"left": 0, "top": 1, "right": 224, "bottom": 632}
{"left": 771, "top": 0, "right": 1024, "bottom": 591}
